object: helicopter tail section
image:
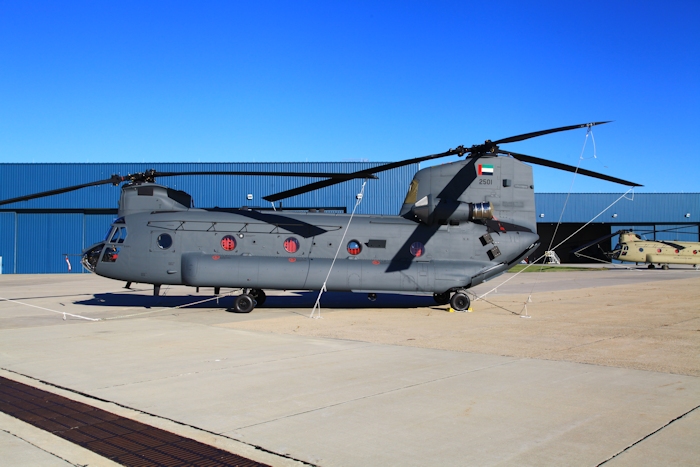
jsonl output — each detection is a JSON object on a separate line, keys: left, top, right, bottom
{"left": 400, "top": 156, "right": 537, "bottom": 234}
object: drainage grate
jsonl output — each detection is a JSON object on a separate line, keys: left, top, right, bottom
{"left": 0, "top": 376, "right": 269, "bottom": 467}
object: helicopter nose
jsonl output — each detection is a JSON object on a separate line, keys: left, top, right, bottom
{"left": 81, "top": 243, "right": 104, "bottom": 273}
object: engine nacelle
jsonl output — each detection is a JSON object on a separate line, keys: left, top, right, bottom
{"left": 411, "top": 195, "right": 493, "bottom": 225}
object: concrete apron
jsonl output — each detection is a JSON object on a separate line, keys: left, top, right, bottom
{"left": 1, "top": 316, "right": 698, "bottom": 467}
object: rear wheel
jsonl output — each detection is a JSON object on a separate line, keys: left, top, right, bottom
{"left": 433, "top": 292, "right": 450, "bottom": 305}
{"left": 450, "top": 292, "right": 470, "bottom": 311}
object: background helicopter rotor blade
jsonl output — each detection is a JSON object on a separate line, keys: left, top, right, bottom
{"left": 499, "top": 150, "right": 642, "bottom": 187}
{"left": 0, "top": 170, "right": 378, "bottom": 207}
{"left": 262, "top": 148, "right": 464, "bottom": 202}
{"left": 492, "top": 121, "right": 611, "bottom": 145}
{"left": 572, "top": 230, "right": 625, "bottom": 255}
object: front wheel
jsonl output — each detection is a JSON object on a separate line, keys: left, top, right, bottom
{"left": 450, "top": 292, "right": 470, "bottom": 311}
{"left": 232, "top": 294, "right": 255, "bottom": 313}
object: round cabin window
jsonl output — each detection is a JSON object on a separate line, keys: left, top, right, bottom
{"left": 410, "top": 242, "right": 425, "bottom": 257}
{"left": 157, "top": 234, "right": 173, "bottom": 249}
{"left": 284, "top": 237, "right": 299, "bottom": 253}
{"left": 347, "top": 240, "right": 362, "bottom": 255}
{"left": 221, "top": 235, "right": 236, "bottom": 251}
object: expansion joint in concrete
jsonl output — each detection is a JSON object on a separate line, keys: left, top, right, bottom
{"left": 1, "top": 429, "right": 79, "bottom": 466}
{"left": 596, "top": 403, "right": 700, "bottom": 466}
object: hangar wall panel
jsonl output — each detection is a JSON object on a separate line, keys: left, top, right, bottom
{"left": 0, "top": 213, "right": 15, "bottom": 274}
{"left": 1, "top": 163, "right": 698, "bottom": 272}
{"left": 535, "top": 193, "right": 699, "bottom": 226}
{"left": 16, "top": 214, "right": 83, "bottom": 274}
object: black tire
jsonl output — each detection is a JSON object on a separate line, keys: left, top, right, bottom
{"left": 648, "top": 264, "right": 655, "bottom": 269}
{"left": 661, "top": 264, "right": 669, "bottom": 270}
{"left": 233, "top": 294, "right": 255, "bottom": 313}
{"left": 433, "top": 292, "right": 450, "bottom": 305}
{"left": 450, "top": 292, "right": 470, "bottom": 311}
{"left": 249, "top": 289, "right": 266, "bottom": 307}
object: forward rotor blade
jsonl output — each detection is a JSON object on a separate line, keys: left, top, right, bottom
{"left": 262, "top": 149, "right": 460, "bottom": 202}
{"left": 493, "top": 121, "right": 611, "bottom": 145}
{"left": 0, "top": 175, "right": 123, "bottom": 206}
{"left": 152, "top": 171, "right": 378, "bottom": 180}
{"left": 0, "top": 170, "right": 379, "bottom": 207}
{"left": 500, "top": 150, "right": 642, "bottom": 187}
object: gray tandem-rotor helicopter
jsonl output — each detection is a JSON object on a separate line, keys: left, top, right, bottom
{"left": 0, "top": 122, "right": 641, "bottom": 312}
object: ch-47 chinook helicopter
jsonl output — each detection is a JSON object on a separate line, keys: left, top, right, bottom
{"left": 0, "top": 122, "right": 641, "bottom": 313}
{"left": 575, "top": 230, "right": 700, "bottom": 269}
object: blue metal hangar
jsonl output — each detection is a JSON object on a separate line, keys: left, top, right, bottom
{"left": 0, "top": 162, "right": 698, "bottom": 273}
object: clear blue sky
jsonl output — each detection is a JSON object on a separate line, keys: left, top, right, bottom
{"left": 1, "top": 1, "right": 698, "bottom": 193}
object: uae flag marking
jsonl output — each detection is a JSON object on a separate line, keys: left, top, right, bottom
{"left": 478, "top": 164, "right": 494, "bottom": 176}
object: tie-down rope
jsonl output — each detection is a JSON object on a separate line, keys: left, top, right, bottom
{"left": 310, "top": 180, "right": 368, "bottom": 319}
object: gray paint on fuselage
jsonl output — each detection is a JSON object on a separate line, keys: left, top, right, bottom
{"left": 93, "top": 208, "right": 537, "bottom": 293}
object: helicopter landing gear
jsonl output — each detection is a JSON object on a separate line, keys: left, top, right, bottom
{"left": 230, "top": 288, "right": 265, "bottom": 313}
{"left": 433, "top": 292, "right": 450, "bottom": 305}
{"left": 154, "top": 284, "right": 161, "bottom": 296}
{"left": 450, "top": 290, "right": 470, "bottom": 312}
{"left": 232, "top": 293, "right": 256, "bottom": 313}
{"left": 249, "top": 289, "right": 266, "bottom": 307}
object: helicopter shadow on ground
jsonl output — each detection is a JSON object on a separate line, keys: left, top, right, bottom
{"left": 75, "top": 291, "right": 438, "bottom": 310}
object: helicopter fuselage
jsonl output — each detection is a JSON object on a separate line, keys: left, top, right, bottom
{"left": 84, "top": 209, "right": 539, "bottom": 294}
{"left": 613, "top": 232, "right": 700, "bottom": 267}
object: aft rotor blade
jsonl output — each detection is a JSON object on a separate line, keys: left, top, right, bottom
{"left": 493, "top": 121, "right": 611, "bottom": 145}
{"left": 0, "top": 175, "right": 123, "bottom": 206}
{"left": 659, "top": 241, "right": 686, "bottom": 250}
{"left": 501, "top": 150, "right": 642, "bottom": 187}
{"left": 152, "top": 171, "right": 378, "bottom": 180}
{"left": 262, "top": 149, "right": 460, "bottom": 202}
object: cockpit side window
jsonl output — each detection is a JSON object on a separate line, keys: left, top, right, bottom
{"left": 109, "top": 226, "right": 128, "bottom": 243}
{"left": 104, "top": 227, "right": 116, "bottom": 242}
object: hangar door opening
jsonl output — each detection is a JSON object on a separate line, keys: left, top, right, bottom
{"left": 533, "top": 223, "right": 612, "bottom": 264}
